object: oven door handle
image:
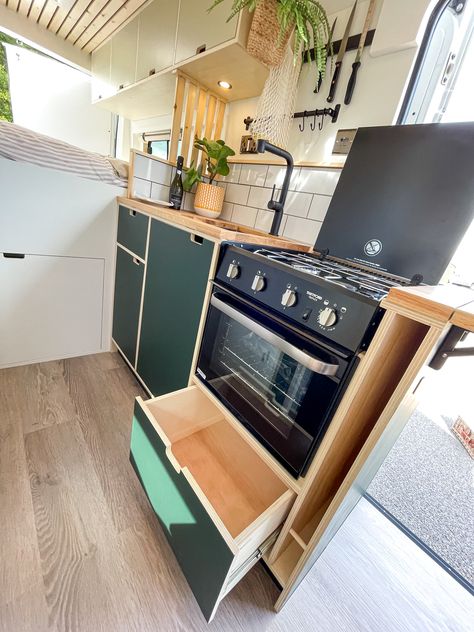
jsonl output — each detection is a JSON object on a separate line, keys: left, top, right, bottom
{"left": 211, "top": 295, "right": 339, "bottom": 376}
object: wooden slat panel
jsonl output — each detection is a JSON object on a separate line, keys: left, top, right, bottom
{"left": 48, "top": 0, "right": 74, "bottom": 33}
{"left": 214, "top": 100, "right": 226, "bottom": 140}
{"left": 180, "top": 83, "right": 197, "bottom": 167}
{"left": 66, "top": 0, "right": 109, "bottom": 43}
{"left": 169, "top": 75, "right": 186, "bottom": 165}
{"left": 38, "top": 0, "right": 58, "bottom": 28}
{"left": 8, "top": 0, "right": 21, "bottom": 11}
{"left": 56, "top": 0, "right": 92, "bottom": 38}
{"left": 203, "top": 95, "right": 217, "bottom": 141}
{"left": 17, "top": 0, "right": 32, "bottom": 16}
{"left": 79, "top": 0, "right": 148, "bottom": 52}
{"left": 72, "top": 0, "right": 125, "bottom": 48}
{"left": 190, "top": 89, "right": 208, "bottom": 167}
{"left": 28, "top": 0, "right": 47, "bottom": 22}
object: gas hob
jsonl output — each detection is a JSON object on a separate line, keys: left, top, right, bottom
{"left": 252, "top": 249, "right": 405, "bottom": 302}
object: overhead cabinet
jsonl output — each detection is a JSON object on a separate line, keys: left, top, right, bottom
{"left": 91, "top": 0, "right": 267, "bottom": 116}
{"left": 174, "top": 0, "right": 238, "bottom": 64}
{"left": 136, "top": 0, "right": 179, "bottom": 82}
{"left": 112, "top": 204, "right": 216, "bottom": 397}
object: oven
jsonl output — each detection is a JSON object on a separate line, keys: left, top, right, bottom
{"left": 196, "top": 285, "right": 357, "bottom": 478}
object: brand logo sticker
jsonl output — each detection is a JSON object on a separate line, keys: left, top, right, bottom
{"left": 364, "top": 239, "right": 383, "bottom": 257}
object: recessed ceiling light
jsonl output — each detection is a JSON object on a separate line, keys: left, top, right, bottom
{"left": 218, "top": 81, "right": 232, "bottom": 90}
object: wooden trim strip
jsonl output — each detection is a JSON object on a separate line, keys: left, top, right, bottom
{"left": 169, "top": 74, "right": 185, "bottom": 164}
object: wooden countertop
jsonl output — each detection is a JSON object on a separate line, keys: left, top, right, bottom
{"left": 383, "top": 285, "right": 474, "bottom": 330}
{"left": 118, "top": 197, "right": 311, "bottom": 250}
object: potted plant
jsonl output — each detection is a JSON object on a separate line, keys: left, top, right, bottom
{"left": 183, "top": 137, "right": 235, "bottom": 218}
{"left": 209, "top": 0, "right": 331, "bottom": 77}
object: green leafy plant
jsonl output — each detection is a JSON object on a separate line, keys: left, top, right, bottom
{"left": 208, "top": 0, "right": 332, "bottom": 77}
{"left": 183, "top": 137, "right": 235, "bottom": 191}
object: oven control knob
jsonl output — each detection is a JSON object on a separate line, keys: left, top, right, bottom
{"left": 281, "top": 289, "right": 297, "bottom": 307}
{"left": 318, "top": 307, "right": 338, "bottom": 327}
{"left": 226, "top": 262, "right": 240, "bottom": 279}
{"left": 251, "top": 274, "right": 265, "bottom": 292}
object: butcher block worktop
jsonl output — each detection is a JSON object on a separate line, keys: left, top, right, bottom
{"left": 117, "top": 196, "right": 310, "bottom": 250}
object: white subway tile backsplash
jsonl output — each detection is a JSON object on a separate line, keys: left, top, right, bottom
{"left": 308, "top": 194, "right": 331, "bottom": 222}
{"left": 150, "top": 182, "right": 171, "bottom": 203}
{"left": 231, "top": 205, "right": 258, "bottom": 227}
{"left": 284, "top": 191, "right": 312, "bottom": 218}
{"left": 133, "top": 154, "right": 152, "bottom": 180}
{"left": 265, "top": 166, "right": 301, "bottom": 191}
{"left": 298, "top": 169, "right": 340, "bottom": 196}
{"left": 220, "top": 202, "right": 234, "bottom": 220}
{"left": 248, "top": 186, "right": 272, "bottom": 209}
{"left": 225, "top": 163, "right": 242, "bottom": 183}
{"left": 254, "top": 209, "right": 275, "bottom": 232}
{"left": 283, "top": 216, "right": 322, "bottom": 245}
{"left": 239, "top": 163, "right": 269, "bottom": 186}
{"left": 150, "top": 159, "right": 173, "bottom": 186}
{"left": 225, "top": 183, "right": 250, "bottom": 205}
{"left": 132, "top": 177, "right": 152, "bottom": 199}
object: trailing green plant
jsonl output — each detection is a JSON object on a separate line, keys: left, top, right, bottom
{"left": 208, "top": 0, "right": 332, "bottom": 77}
{"left": 183, "top": 137, "right": 235, "bottom": 191}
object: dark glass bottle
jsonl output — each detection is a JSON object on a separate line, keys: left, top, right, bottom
{"left": 169, "top": 155, "right": 184, "bottom": 209}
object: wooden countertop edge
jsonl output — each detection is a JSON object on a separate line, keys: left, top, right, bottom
{"left": 450, "top": 300, "right": 474, "bottom": 332}
{"left": 382, "top": 285, "right": 474, "bottom": 328}
{"left": 117, "top": 197, "right": 310, "bottom": 250}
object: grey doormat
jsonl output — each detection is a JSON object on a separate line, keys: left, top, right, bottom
{"left": 367, "top": 409, "right": 474, "bottom": 587}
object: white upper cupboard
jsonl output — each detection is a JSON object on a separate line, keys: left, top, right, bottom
{"left": 136, "top": 0, "right": 179, "bottom": 82}
{"left": 110, "top": 19, "right": 139, "bottom": 91}
{"left": 174, "top": 0, "right": 238, "bottom": 65}
{"left": 91, "top": 0, "right": 247, "bottom": 105}
{"left": 91, "top": 40, "right": 113, "bottom": 102}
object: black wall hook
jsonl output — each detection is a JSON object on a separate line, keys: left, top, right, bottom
{"left": 294, "top": 104, "right": 340, "bottom": 129}
{"left": 310, "top": 111, "right": 317, "bottom": 131}
{"left": 299, "top": 111, "right": 307, "bottom": 132}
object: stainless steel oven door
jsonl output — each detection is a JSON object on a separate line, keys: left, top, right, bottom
{"left": 197, "top": 290, "right": 353, "bottom": 477}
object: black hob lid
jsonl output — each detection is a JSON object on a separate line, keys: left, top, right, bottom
{"left": 314, "top": 123, "right": 474, "bottom": 285}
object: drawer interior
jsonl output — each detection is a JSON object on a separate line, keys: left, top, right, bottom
{"left": 145, "top": 386, "right": 291, "bottom": 540}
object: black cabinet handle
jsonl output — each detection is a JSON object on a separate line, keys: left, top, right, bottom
{"left": 3, "top": 252, "right": 25, "bottom": 258}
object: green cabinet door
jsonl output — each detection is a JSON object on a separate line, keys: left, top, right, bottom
{"left": 117, "top": 205, "right": 149, "bottom": 259}
{"left": 112, "top": 247, "right": 144, "bottom": 366}
{"left": 130, "top": 401, "right": 234, "bottom": 621}
{"left": 137, "top": 221, "right": 214, "bottom": 396}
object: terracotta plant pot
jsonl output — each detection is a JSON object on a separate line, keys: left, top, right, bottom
{"left": 194, "top": 182, "right": 225, "bottom": 218}
{"left": 246, "top": 0, "right": 292, "bottom": 68}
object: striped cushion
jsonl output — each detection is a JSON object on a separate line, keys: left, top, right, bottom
{"left": 0, "top": 120, "right": 126, "bottom": 187}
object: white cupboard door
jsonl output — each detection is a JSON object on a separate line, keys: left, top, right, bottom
{"left": 175, "top": 0, "right": 238, "bottom": 65}
{"left": 110, "top": 19, "right": 139, "bottom": 91}
{"left": 0, "top": 254, "right": 104, "bottom": 368}
{"left": 91, "top": 41, "right": 113, "bottom": 101}
{"left": 136, "top": 0, "right": 179, "bottom": 82}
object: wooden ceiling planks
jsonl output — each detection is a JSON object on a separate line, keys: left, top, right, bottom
{"left": 2, "top": 0, "right": 149, "bottom": 53}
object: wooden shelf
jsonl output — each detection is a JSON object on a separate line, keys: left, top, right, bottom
{"left": 269, "top": 539, "right": 302, "bottom": 588}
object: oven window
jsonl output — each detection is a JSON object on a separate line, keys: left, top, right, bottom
{"left": 198, "top": 296, "right": 344, "bottom": 476}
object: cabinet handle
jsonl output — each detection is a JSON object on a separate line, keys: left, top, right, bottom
{"left": 196, "top": 44, "right": 206, "bottom": 55}
{"left": 129, "top": 209, "right": 137, "bottom": 217}
{"left": 132, "top": 257, "right": 141, "bottom": 266}
{"left": 148, "top": 68, "right": 156, "bottom": 76}
{"left": 190, "top": 234, "right": 203, "bottom": 245}
{"left": 3, "top": 252, "right": 25, "bottom": 258}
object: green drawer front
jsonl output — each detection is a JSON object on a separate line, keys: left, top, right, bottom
{"left": 112, "top": 247, "right": 144, "bottom": 366}
{"left": 117, "top": 205, "right": 149, "bottom": 259}
{"left": 137, "top": 221, "right": 214, "bottom": 397}
{"left": 130, "top": 401, "right": 234, "bottom": 621}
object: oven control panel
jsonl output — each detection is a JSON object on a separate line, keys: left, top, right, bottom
{"left": 216, "top": 247, "right": 380, "bottom": 353}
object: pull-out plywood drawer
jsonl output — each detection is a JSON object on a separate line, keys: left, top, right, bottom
{"left": 130, "top": 385, "right": 295, "bottom": 621}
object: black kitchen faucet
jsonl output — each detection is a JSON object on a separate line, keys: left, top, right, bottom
{"left": 256, "top": 139, "right": 294, "bottom": 236}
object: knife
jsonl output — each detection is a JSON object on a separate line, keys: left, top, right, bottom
{"left": 327, "top": 0, "right": 358, "bottom": 103}
{"left": 314, "top": 18, "right": 337, "bottom": 94}
{"left": 344, "top": 0, "right": 377, "bottom": 105}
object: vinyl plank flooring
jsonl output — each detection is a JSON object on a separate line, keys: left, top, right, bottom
{"left": 0, "top": 370, "right": 45, "bottom": 610}
{"left": 0, "top": 352, "right": 471, "bottom": 632}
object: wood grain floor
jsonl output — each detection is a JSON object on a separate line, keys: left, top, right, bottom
{"left": 0, "top": 353, "right": 471, "bottom": 632}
